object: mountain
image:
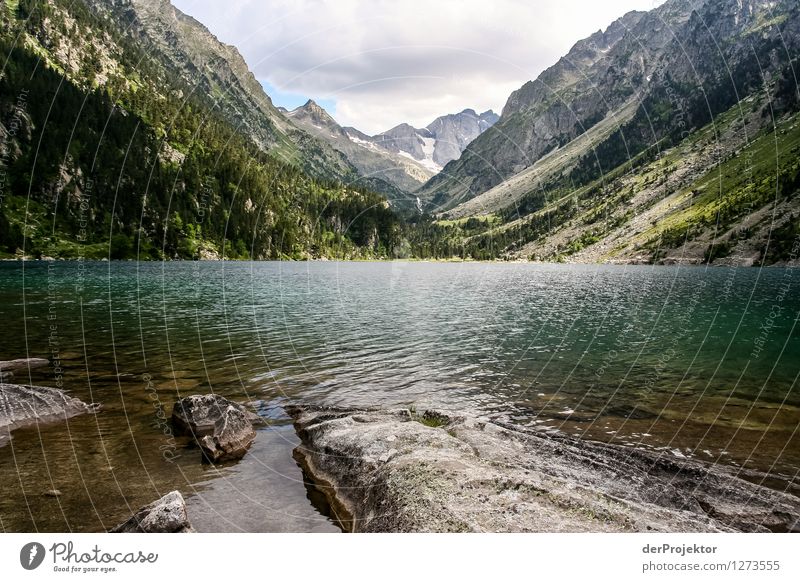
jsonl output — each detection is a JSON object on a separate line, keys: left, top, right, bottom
{"left": 414, "top": 0, "right": 800, "bottom": 265}
{"left": 1, "top": 0, "right": 796, "bottom": 266}
{"left": 289, "top": 102, "right": 497, "bottom": 189}
{"left": 81, "top": 0, "right": 359, "bottom": 184}
{"left": 286, "top": 100, "right": 431, "bottom": 206}
{"left": 416, "top": 3, "right": 687, "bottom": 210}
{"left": 374, "top": 109, "right": 499, "bottom": 173}
{"left": 287, "top": 101, "right": 497, "bottom": 207}
{"left": 423, "top": 109, "right": 499, "bottom": 167}
{"left": 0, "top": 0, "right": 401, "bottom": 260}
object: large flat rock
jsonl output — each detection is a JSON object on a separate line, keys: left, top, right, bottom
{"left": 287, "top": 406, "right": 800, "bottom": 533}
{"left": 0, "top": 383, "right": 97, "bottom": 446}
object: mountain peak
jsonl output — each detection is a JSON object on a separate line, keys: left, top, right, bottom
{"left": 382, "top": 122, "right": 418, "bottom": 135}
{"left": 289, "top": 99, "right": 338, "bottom": 128}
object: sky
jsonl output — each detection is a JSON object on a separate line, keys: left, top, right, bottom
{"left": 173, "top": 0, "right": 666, "bottom": 135}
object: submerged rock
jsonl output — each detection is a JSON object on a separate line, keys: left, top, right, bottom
{"left": 287, "top": 406, "right": 800, "bottom": 533}
{"left": 111, "top": 490, "right": 194, "bottom": 533}
{"left": 0, "top": 383, "right": 98, "bottom": 447}
{"left": 0, "top": 358, "right": 50, "bottom": 383}
{"left": 172, "top": 394, "right": 257, "bottom": 462}
{"left": 0, "top": 358, "right": 50, "bottom": 374}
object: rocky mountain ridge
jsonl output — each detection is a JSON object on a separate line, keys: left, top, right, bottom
{"left": 414, "top": 0, "right": 800, "bottom": 265}
{"left": 373, "top": 108, "right": 499, "bottom": 172}
{"left": 82, "top": 0, "right": 359, "bottom": 183}
{"left": 287, "top": 100, "right": 498, "bottom": 204}
{"left": 417, "top": 0, "right": 699, "bottom": 209}
{"left": 286, "top": 100, "right": 433, "bottom": 205}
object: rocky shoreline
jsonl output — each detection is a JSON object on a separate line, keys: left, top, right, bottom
{"left": 287, "top": 405, "right": 800, "bottom": 533}
{"left": 3, "top": 363, "right": 798, "bottom": 533}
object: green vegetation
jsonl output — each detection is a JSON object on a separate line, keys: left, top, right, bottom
{"left": 0, "top": 0, "right": 797, "bottom": 265}
{"left": 0, "top": 0, "right": 400, "bottom": 260}
{"left": 409, "top": 408, "right": 450, "bottom": 428}
{"left": 640, "top": 112, "right": 800, "bottom": 256}
{"left": 762, "top": 215, "right": 800, "bottom": 264}
{"left": 434, "top": 214, "right": 499, "bottom": 228}
{"left": 407, "top": 93, "right": 800, "bottom": 264}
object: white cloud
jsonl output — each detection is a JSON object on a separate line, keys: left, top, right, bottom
{"left": 173, "top": 0, "right": 666, "bottom": 134}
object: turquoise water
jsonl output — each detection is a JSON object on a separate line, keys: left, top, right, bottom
{"left": 0, "top": 261, "right": 798, "bottom": 531}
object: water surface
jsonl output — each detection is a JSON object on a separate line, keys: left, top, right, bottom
{"left": 0, "top": 261, "right": 798, "bottom": 531}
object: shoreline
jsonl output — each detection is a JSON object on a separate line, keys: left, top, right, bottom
{"left": 1, "top": 257, "right": 797, "bottom": 267}
{"left": 2, "top": 373, "right": 798, "bottom": 532}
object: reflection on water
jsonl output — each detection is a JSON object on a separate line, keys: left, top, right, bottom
{"left": 0, "top": 261, "right": 797, "bottom": 531}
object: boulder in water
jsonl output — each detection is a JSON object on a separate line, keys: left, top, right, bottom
{"left": 110, "top": 490, "right": 194, "bottom": 533}
{"left": 172, "top": 394, "right": 258, "bottom": 462}
{"left": 0, "top": 358, "right": 50, "bottom": 374}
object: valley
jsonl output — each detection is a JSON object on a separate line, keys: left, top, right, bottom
{"left": 0, "top": 0, "right": 798, "bottom": 266}
{"left": 0, "top": 0, "right": 798, "bottom": 539}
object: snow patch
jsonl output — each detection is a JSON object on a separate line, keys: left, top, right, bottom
{"left": 419, "top": 136, "right": 442, "bottom": 172}
{"left": 347, "top": 132, "right": 370, "bottom": 145}
{"left": 397, "top": 150, "right": 440, "bottom": 173}
{"left": 346, "top": 132, "right": 381, "bottom": 152}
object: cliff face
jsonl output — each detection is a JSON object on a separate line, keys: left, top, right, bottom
{"left": 426, "top": 109, "right": 499, "bottom": 167}
{"left": 372, "top": 109, "right": 499, "bottom": 171}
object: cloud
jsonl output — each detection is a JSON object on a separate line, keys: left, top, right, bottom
{"left": 173, "top": 0, "right": 665, "bottom": 134}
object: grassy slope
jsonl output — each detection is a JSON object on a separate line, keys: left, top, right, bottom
{"left": 445, "top": 92, "right": 799, "bottom": 266}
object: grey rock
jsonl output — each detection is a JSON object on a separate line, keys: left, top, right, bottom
{"left": 289, "top": 99, "right": 340, "bottom": 132}
{"left": 172, "top": 394, "right": 257, "bottom": 462}
{"left": 111, "top": 490, "right": 194, "bottom": 533}
{"left": 425, "top": 109, "right": 499, "bottom": 167}
{"left": 374, "top": 123, "right": 429, "bottom": 160}
{"left": 0, "top": 383, "right": 98, "bottom": 447}
{"left": 287, "top": 405, "right": 800, "bottom": 533}
{"left": 375, "top": 110, "right": 499, "bottom": 168}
